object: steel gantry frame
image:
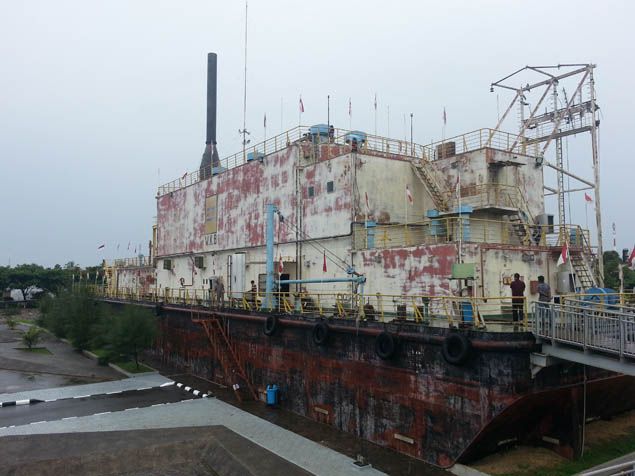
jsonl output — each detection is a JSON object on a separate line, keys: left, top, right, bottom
{"left": 489, "top": 64, "right": 604, "bottom": 285}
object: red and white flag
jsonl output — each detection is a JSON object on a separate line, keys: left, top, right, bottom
{"left": 406, "top": 185, "right": 413, "bottom": 205}
{"left": 557, "top": 241, "right": 568, "bottom": 266}
{"left": 299, "top": 96, "right": 304, "bottom": 113}
{"left": 584, "top": 192, "right": 593, "bottom": 203}
{"left": 322, "top": 251, "right": 327, "bottom": 273}
{"left": 628, "top": 245, "right": 635, "bottom": 266}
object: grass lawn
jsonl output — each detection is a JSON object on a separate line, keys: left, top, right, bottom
{"left": 15, "top": 347, "right": 52, "bottom": 355}
{"left": 112, "top": 360, "right": 154, "bottom": 373}
{"left": 491, "top": 430, "right": 635, "bottom": 476}
{"left": 90, "top": 348, "right": 109, "bottom": 359}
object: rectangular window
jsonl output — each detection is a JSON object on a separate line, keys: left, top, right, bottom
{"left": 194, "top": 256, "right": 205, "bottom": 268}
{"left": 326, "top": 181, "right": 334, "bottom": 193}
{"left": 163, "top": 259, "right": 172, "bottom": 270}
{"left": 308, "top": 186, "right": 315, "bottom": 198}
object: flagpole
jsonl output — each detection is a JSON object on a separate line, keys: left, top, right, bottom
{"left": 374, "top": 93, "right": 377, "bottom": 136}
{"left": 458, "top": 171, "right": 462, "bottom": 264}
{"left": 585, "top": 200, "right": 589, "bottom": 230}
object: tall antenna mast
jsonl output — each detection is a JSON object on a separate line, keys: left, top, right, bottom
{"left": 239, "top": 1, "right": 250, "bottom": 161}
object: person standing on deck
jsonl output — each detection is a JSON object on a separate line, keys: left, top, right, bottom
{"left": 537, "top": 275, "right": 552, "bottom": 303}
{"left": 216, "top": 277, "right": 225, "bottom": 310}
{"left": 536, "top": 275, "right": 552, "bottom": 329}
{"left": 510, "top": 273, "right": 526, "bottom": 323}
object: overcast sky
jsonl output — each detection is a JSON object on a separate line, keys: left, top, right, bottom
{"left": 1, "top": 0, "right": 633, "bottom": 267}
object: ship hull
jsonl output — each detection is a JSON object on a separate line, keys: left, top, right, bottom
{"left": 145, "top": 304, "right": 635, "bottom": 468}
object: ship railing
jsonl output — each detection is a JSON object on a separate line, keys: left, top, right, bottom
{"left": 353, "top": 217, "right": 590, "bottom": 250}
{"left": 104, "top": 256, "right": 153, "bottom": 268}
{"left": 422, "top": 128, "right": 540, "bottom": 160}
{"left": 531, "top": 297, "right": 635, "bottom": 361}
{"left": 156, "top": 126, "right": 526, "bottom": 197}
{"left": 96, "top": 286, "right": 539, "bottom": 330}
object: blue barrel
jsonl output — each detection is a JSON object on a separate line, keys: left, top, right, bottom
{"left": 461, "top": 301, "right": 474, "bottom": 322}
{"left": 266, "top": 384, "right": 278, "bottom": 405}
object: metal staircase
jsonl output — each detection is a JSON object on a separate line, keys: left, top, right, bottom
{"left": 410, "top": 159, "right": 450, "bottom": 212}
{"left": 192, "top": 311, "right": 257, "bottom": 402}
{"left": 500, "top": 186, "right": 535, "bottom": 245}
{"left": 570, "top": 252, "right": 596, "bottom": 289}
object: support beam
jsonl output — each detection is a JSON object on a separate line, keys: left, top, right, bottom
{"left": 544, "top": 161, "right": 595, "bottom": 188}
{"left": 540, "top": 343, "right": 635, "bottom": 377}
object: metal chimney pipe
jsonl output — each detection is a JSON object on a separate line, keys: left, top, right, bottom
{"left": 200, "top": 52, "right": 220, "bottom": 178}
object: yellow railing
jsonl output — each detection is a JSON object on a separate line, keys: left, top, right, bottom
{"left": 95, "top": 285, "right": 541, "bottom": 329}
{"left": 353, "top": 217, "right": 590, "bottom": 250}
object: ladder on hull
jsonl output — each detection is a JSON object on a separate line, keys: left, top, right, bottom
{"left": 192, "top": 312, "right": 257, "bottom": 402}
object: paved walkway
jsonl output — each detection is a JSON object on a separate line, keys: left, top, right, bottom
{"left": 0, "top": 374, "right": 172, "bottom": 403}
{"left": 0, "top": 395, "right": 386, "bottom": 476}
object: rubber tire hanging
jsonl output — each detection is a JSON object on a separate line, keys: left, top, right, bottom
{"left": 441, "top": 333, "right": 472, "bottom": 366}
{"left": 312, "top": 322, "right": 330, "bottom": 346}
{"left": 375, "top": 332, "right": 396, "bottom": 360}
{"left": 264, "top": 315, "right": 278, "bottom": 336}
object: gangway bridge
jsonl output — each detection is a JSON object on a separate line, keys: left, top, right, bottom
{"left": 530, "top": 297, "right": 635, "bottom": 377}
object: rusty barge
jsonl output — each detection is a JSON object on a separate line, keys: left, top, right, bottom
{"left": 101, "top": 55, "right": 635, "bottom": 467}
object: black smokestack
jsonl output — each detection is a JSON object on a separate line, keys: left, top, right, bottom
{"left": 200, "top": 52, "right": 220, "bottom": 179}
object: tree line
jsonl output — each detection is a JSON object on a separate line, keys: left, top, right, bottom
{"left": 38, "top": 289, "right": 157, "bottom": 369}
{"left": 0, "top": 262, "right": 101, "bottom": 301}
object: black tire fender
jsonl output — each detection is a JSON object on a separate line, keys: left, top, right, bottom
{"left": 442, "top": 333, "right": 472, "bottom": 366}
{"left": 264, "top": 315, "right": 278, "bottom": 336}
{"left": 375, "top": 332, "right": 396, "bottom": 360}
{"left": 312, "top": 322, "right": 329, "bottom": 346}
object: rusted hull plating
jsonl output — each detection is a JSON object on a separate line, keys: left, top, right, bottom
{"left": 150, "top": 307, "right": 635, "bottom": 467}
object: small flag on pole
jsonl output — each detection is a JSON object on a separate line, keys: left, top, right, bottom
{"left": 406, "top": 185, "right": 413, "bottom": 205}
{"left": 443, "top": 107, "right": 447, "bottom": 125}
{"left": 557, "top": 241, "right": 568, "bottom": 266}
{"left": 97, "top": 244, "right": 105, "bottom": 250}
{"left": 322, "top": 251, "right": 327, "bottom": 273}
{"left": 584, "top": 192, "right": 593, "bottom": 203}
{"left": 299, "top": 96, "right": 304, "bottom": 113}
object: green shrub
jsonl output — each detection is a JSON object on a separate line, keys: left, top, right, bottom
{"left": 5, "top": 316, "right": 18, "bottom": 330}
{"left": 22, "top": 326, "right": 42, "bottom": 349}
